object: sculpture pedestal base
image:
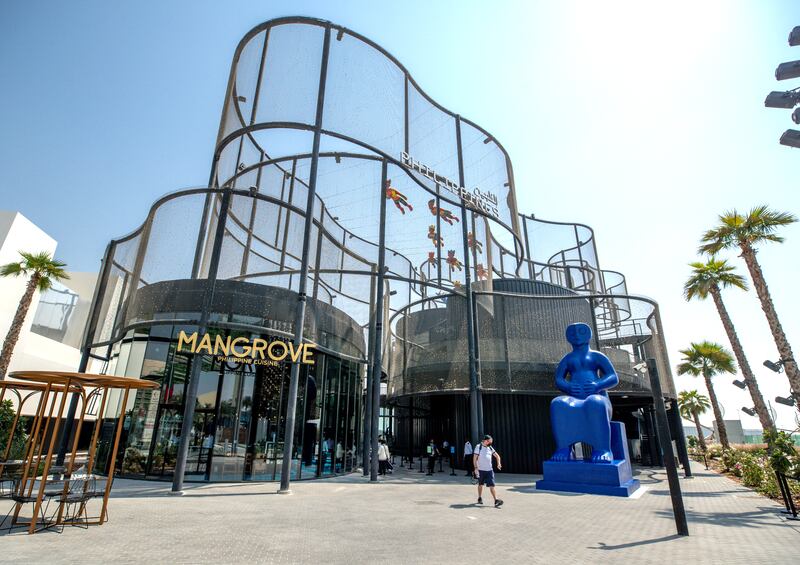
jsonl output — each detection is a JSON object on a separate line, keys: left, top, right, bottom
{"left": 536, "top": 421, "right": 640, "bottom": 497}
{"left": 536, "top": 459, "right": 640, "bottom": 497}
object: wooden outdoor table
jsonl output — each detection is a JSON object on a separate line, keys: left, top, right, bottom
{"left": 6, "top": 371, "right": 158, "bottom": 533}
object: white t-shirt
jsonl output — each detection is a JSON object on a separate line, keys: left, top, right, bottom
{"left": 464, "top": 441, "right": 474, "bottom": 456}
{"left": 474, "top": 444, "right": 496, "bottom": 472}
{"left": 377, "top": 444, "right": 390, "bottom": 461}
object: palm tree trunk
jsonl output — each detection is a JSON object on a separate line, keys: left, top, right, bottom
{"left": 692, "top": 412, "right": 707, "bottom": 452}
{"left": 0, "top": 274, "right": 40, "bottom": 378}
{"left": 702, "top": 370, "right": 730, "bottom": 449}
{"left": 740, "top": 243, "right": 800, "bottom": 410}
{"left": 710, "top": 285, "right": 776, "bottom": 435}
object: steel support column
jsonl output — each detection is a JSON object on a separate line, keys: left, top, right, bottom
{"left": 455, "top": 116, "right": 482, "bottom": 444}
{"left": 278, "top": 25, "right": 331, "bottom": 494}
{"left": 363, "top": 267, "right": 377, "bottom": 475}
{"left": 646, "top": 358, "right": 689, "bottom": 536}
{"left": 369, "top": 160, "right": 388, "bottom": 481}
{"left": 56, "top": 241, "right": 115, "bottom": 465}
{"left": 172, "top": 188, "right": 232, "bottom": 493}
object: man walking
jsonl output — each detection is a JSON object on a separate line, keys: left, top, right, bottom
{"left": 463, "top": 438, "right": 474, "bottom": 476}
{"left": 473, "top": 434, "right": 503, "bottom": 507}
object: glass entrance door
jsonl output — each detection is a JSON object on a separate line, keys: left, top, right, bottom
{"left": 209, "top": 365, "right": 255, "bottom": 481}
{"left": 146, "top": 407, "right": 181, "bottom": 478}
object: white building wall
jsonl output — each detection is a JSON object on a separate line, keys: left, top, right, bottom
{"left": 0, "top": 211, "right": 58, "bottom": 365}
{"left": 1, "top": 210, "right": 99, "bottom": 417}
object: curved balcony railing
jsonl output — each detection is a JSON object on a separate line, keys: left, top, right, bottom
{"left": 386, "top": 290, "right": 674, "bottom": 400}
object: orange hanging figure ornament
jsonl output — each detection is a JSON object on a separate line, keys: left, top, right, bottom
{"left": 385, "top": 179, "right": 413, "bottom": 214}
{"left": 427, "top": 251, "right": 436, "bottom": 265}
{"left": 446, "top": 250, "right": 463, "bottom": 272}
{"left": 476, "top": 263, "right": 489, "bottom": 280}
{"left": 467, "top": 231, "right": 483, "bottom": 254}
{"left": 428, "top": 225, "right": 443, "bottom": 248}
{"left": 428, "top": 199, "right": 459, "bottom": 225}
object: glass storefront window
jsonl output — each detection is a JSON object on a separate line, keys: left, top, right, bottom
{"left": 321, "top": 358, "right": 340, "bottom": 476}
{"left": 113, "top": 326, "right": 363, "bottom": 483}
{"left": 299, "top": 363, "right": 321, "bottom": 479}
{"left": 149, "top": 407, "right": 182, "bottom": 477}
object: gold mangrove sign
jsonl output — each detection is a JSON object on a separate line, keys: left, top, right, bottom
{"left": 177, "top": 331, "right": 316, "bottom": 365}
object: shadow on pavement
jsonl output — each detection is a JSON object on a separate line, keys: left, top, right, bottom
{"left": 657, "top": 507, "right": 796, "bottom": 530}
{"left": 587, "top": 534, "right": 685, "bottom": 550}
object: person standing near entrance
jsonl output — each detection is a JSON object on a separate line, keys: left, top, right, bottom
{"left": 473, "top": 434, "right": 503, "bottom": 507}
{"left": 377, "top": 438, "right": 391, "bottom": 476}
{"left": 426, "top": 439, "right": 439, "bottom": 475}
{"left": 463, "top": 438, "right": 474, "bottom": 476}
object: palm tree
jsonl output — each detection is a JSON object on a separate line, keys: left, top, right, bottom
{"left": 678, "top": 390, "right": 711, "bottom": 452}
{"left": 0, "top": 251, "right": 69, "bottom": 378}
{"left": 677, "top": 341, "right": 736, "bottom": 450}
{"left": 684, "top": 258, "right": 776, "bottom": 436}
{"left": 700, "top": 205, "right": 799, "bottom": 408}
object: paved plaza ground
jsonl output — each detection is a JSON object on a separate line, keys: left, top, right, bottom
{"left": 2, "top": 461, "right": 799, "bottom": 564}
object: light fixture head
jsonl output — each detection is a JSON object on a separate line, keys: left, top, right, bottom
{"left": 765, "top": 90, "right": 800, "bottom": 109}
{"left": 763, "top": 359, "right": 784, "bottom": 373}
{"left": 633, "top": 361, "right": 647, "bottom": 373}
{"left": 776, "top": 60, "right": 800, "bottom": 81}
{"left": 790, "top": 26, "right": 800, "bottom": 47}
{"left": 775, "top": 395, "right": 796, "bottom": 407}
{"left": 793, "top": 107, "right": 800, "bottom": 125}
{"left": 732, "top": 379, "right": 747, "bottom": 390}
{"left": 741, "top": 406, "right": 757, "bottom": 417}
{"left": 779, "top": 129, "right": 800, "bottom": 148}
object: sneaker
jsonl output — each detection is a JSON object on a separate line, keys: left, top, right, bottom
{"left": 477, "top": 497, "right": 483, "bottom": 505}
{"left": 494, "top": 499, "right": 504, "bottom": 508}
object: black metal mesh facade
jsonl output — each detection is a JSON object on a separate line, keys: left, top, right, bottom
{"left": 80, "top": 17, "right": 677, "bottom": 482}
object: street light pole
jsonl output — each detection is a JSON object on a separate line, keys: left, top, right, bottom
{"left": 646, "top": 358, "right": 689, "bottom": 536}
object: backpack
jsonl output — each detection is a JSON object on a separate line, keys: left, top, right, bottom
{"left": 476, "top": 444, "right": 495, "bottom": 459}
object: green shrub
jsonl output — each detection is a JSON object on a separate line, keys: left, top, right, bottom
{"left": 0, "top": 399, "right": 27, "bottom": 460}
{"left": 121, "top": 447, "right": 145, "bottom": 474}
{"left": 712, "top": 438, "right": 800, "bottom": 504}
{"left": 706, "top": 444, "right": 723, "bottom": 459}
{"left": 764, "top": 430, "right": 799, "bottom": 475}
{"left": 720, "top": 449, "right": 742, "bottom": 473}
{"left": 740, "top": 454, "right": 764, "bottom": 487}
{"left": 686, "top": 435, "right": 698, "bottom": 449}
{"left": 758, "top": 467, "right": 782, "bottom": 498}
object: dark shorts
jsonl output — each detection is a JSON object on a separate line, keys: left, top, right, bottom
{"left": 478, "top": 469, "right": 495, "bottom": 487}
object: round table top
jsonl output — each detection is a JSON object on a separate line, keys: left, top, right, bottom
{"left": 0, "top": 379, "right": 81, "bottom": 393}
{"left": 7, "top": 371, "right": 159, "bottom": 390}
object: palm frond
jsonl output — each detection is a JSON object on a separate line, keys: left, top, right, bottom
{"left": 702, "top": 206, "right": 797, "bottom": 253}
{"left": 0, "top": 261, "right": 26, "bottom": 277}
{"left": 684, "top": 258, "right": 746, "bottom": 301}
{"left": 678, "top": 389, "right": 710, "bottom": 417}
{"left": 677, "top": 341, "right": 736, "bottom": 377}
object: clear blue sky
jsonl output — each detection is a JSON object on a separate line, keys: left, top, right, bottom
{"left": 1, "top": 1, "right": 798, "bottom": 428}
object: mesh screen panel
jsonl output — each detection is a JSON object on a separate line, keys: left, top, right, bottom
{"left": 85, "top": 19, "right": 676, "bottom": 408}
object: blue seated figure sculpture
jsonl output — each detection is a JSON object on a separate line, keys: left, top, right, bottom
{"left": 551, "top": 322, "right": 617, "bottom": 464}
{"left": 536, "top": 322, "right": 640, "bottom": 497}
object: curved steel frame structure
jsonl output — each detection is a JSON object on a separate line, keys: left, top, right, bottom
{"left": 75, "top": 17, "right": 676, "bottom": 488}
